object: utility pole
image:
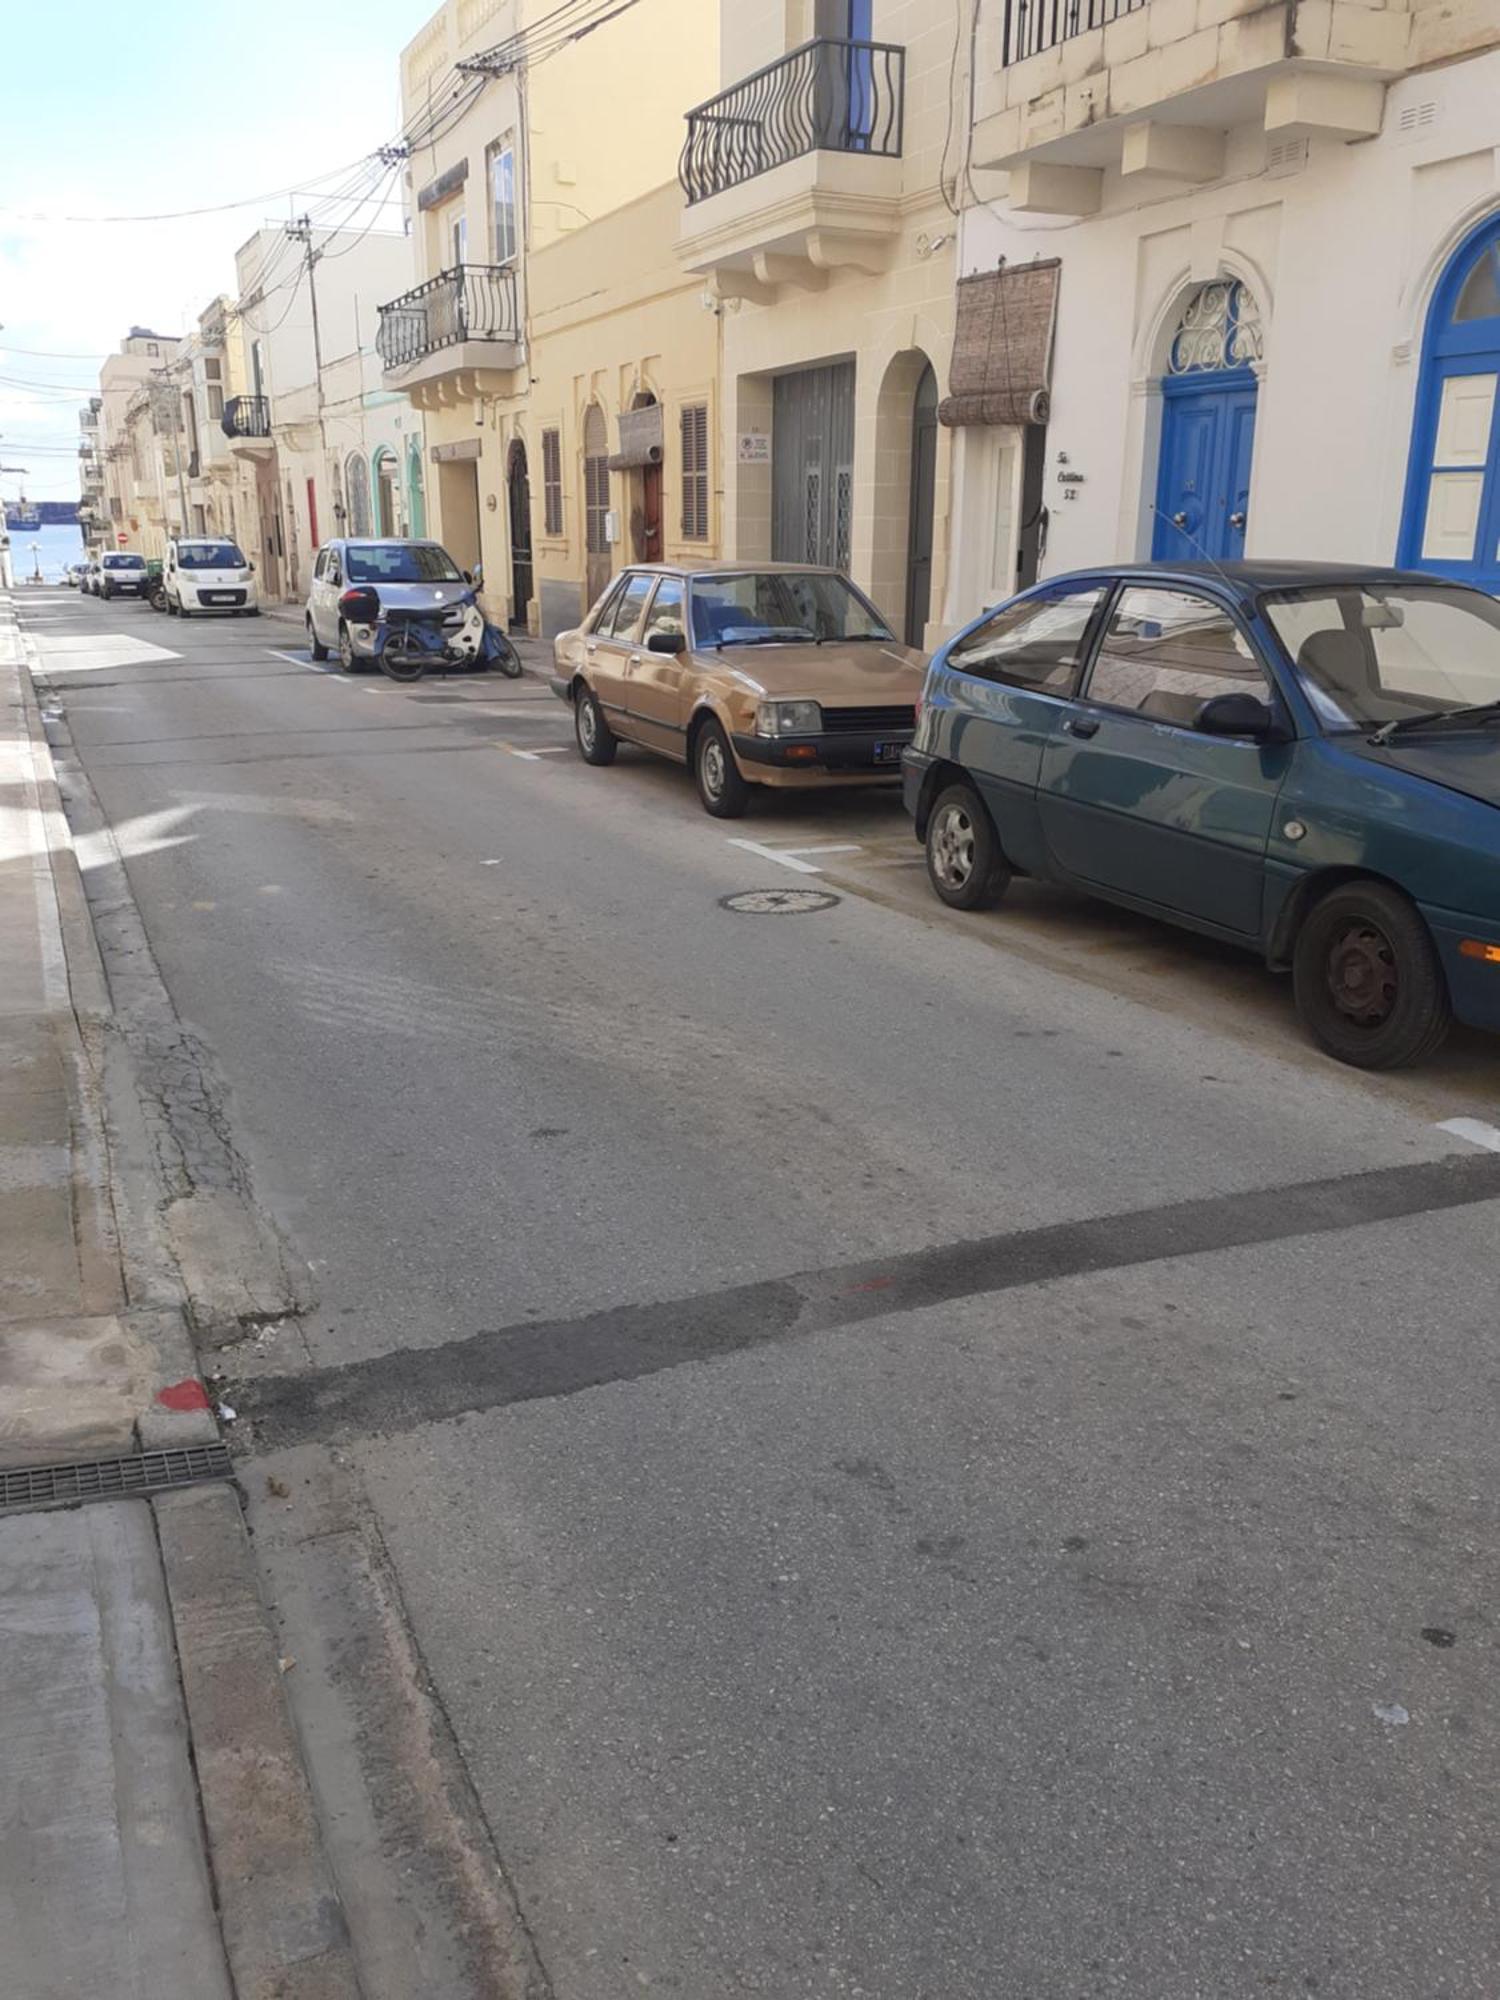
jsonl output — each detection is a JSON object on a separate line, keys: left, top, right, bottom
{"left": 287, "top": 214, "right": 328, "bottom": 462}
{"left": 151, "top": 366, "right": 192, "bottom": 539}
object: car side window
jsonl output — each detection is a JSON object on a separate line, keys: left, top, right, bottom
{"left": 1085, "top": 587, "right": 1268, "bottom": 727}
{"left": 946, "top": 587, "right": 1106, "bottom": 694}
{"left": 606, "top": 573, "right": 655, "bottom": 641}
{"left": 591, "top": 578, "right": 626, "bottom": 633}
{"left": 642, "top": 577, "right": 686, "bottom": 646}
{"left": 327, "top": 552, "right": 343, "bottom": 586}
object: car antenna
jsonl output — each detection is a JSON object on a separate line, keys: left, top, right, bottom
{"left": 1146, "top": 503, "right": 1240, "bottom": 595}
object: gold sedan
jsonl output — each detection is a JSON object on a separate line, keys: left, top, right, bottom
{"left": 552, "top": 562, "right": 927, "bottom": 817}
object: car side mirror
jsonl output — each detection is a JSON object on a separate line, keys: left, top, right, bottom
{"left": 1196, "top": 692, "right": 1284, "bottom": 740}
{"left": 248, "top": 561, "right": 255, "bottom": 574}
{"left": 646, "top": 631, "right": 683, "bottom": 654}
{"left": 463, "top": 569, "right": 474, "bottom": 585}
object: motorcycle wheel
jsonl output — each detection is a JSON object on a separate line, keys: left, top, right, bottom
{"left": 379, "top": 650, "right": 427, "bottom": 684}
{"left": 489, "top": 636, "right": 524, "bottom": 680}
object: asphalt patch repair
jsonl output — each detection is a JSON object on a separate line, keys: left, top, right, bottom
{"left": 236, "top": 1149, "right": 1500, "bottom": 1451}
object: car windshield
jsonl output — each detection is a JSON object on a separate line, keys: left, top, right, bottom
{"left": 178, "top": 541, "right": 245, "bottom": 569}
{"left": 344, "top": 543, "right": 463, "bottom": 584}
{"left": 1264, "top": 584, "right": 1500, "bottom": 732}
{"left": 690, "top": 572, "right": 892, "bottom": 648}
{"left": 103, "top": 554, "right": 145, "bottom": 569}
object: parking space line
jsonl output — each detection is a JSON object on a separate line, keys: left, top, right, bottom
{"left": 725, "top": 838, "right": 825, "bottom": 875}
{"left": 1437, "top": 1117, "right": 1500, "bottom": 1153}
{"left": 784, "top": 843, "right": 863, "bottom": 858}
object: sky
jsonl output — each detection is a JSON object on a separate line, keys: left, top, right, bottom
{"left": 0, "top": 0, "right": 431, "bottom": 499}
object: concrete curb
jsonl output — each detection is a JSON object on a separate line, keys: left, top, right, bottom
{"left": 155, "top": 1483, "right": 363, "bottom": 2000}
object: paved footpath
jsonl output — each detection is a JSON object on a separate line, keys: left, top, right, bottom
{"left": 0, "top": 589, "right": 356, "bottom": 2000}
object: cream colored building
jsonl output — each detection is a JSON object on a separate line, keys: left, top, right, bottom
{"left": 97, "top": 329, "right": 176, "bottom": 553}
{"left": 950, "top": 0, "right": 1500, "bottom": 599}
{"left": 678, "top": 1, "right": 960, "bottom": 649}
{"left": 381, "top": 0, "right": 720, "bottom": 634}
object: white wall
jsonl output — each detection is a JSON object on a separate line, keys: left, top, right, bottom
{"left": 958, "top": 49, "right": 1500, "bottom": 589}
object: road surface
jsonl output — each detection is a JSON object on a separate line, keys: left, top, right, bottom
{"left": 24, "top": 586, "right": 1500, "bottom": 1999}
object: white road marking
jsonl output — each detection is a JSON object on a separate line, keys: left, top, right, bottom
{"left": 1436, "top": 1117, "right": 1500, "bottom": 1153}
{"left": 725, "top": 838, "right": 824, "bottom": 875}
{"left": 497, "top": 743, "right": 541, "bottom": 761}
{"left": 528, "top": 744, "right": 569, "bottom": 755}
{"left": 783, "top": 843, "right": 863, "bottom": 858}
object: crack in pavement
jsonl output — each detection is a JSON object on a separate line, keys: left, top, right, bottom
{"left": 235, "top": 1148, "right": 1500, "bottom": 1450}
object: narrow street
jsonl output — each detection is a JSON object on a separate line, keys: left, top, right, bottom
{"left": 23, "top": 584, "right": 1500, "bottom": 1997}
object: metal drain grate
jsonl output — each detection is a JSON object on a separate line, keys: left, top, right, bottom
{"left": 0, "top": 1443, "right": 233, "bottom": 1514}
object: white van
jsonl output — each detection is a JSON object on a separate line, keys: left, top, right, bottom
{"left": 165, "top": 538, "right": 259, "bottom": 618}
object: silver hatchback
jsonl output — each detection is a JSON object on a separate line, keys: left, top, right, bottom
{"left": 305, "top": 538, "right": 484, "bottom": 670}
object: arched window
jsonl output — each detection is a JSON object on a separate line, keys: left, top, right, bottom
{"left": 1401, "top": 216, "right": 1500, "bottom": 592}
{"left": 345, "top": 453, "right": 371, "bottom": 537}
{"left": 1165, "top": 279, "right": 1263, "bottom": 376}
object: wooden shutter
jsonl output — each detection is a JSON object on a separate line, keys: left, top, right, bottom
{"left": 542, "top": 428, "right": 563, "bottom": 536}
{"left": 680, "top": 403, "right": 709, "bottom": 541}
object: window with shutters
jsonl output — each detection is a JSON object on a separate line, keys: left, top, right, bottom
{"left": 584, "top": 406, "right": 610, "bottom": 556}
{"left": 542, "top": 428, "right": 563, "bottom": 536}
{"left": 681, "top": 403, "right": 709, "bottom": 541}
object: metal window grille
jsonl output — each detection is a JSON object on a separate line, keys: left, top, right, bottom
{"left": 834, "top": 465, "right": 852, "bottom": 571}
{"left": 681, "top": 403, "right": 710, "bottom": 541}
{"left": 584, "top": 407, "right": 610, "bottom": 557}
{"left": 542, "top": 428, "right": 563, "bottom": 536}
{"left": 803, "top": 466, "right": 822, "bottom": 563}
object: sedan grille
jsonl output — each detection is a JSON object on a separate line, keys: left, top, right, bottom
{"left": 822, "top": 704, "right": 916, "bottom": 734}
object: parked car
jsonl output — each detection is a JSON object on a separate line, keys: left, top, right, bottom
{"left": 164, "top": 537, "right": 258, "bottom": 617}
{"left": 62, "top": 562, "right": 87, "bottom": 589}
{"left": 81, "top": 559, "right": 102, "bottom": 596}
{"left": 98, "top": 552, "right": 149, "bottom": 599}
{"left": 903, "top": 562, "right": 1500, "bottom": 1070}
{"left": 553, "top": 563, "right": 926, "bottom": 817}
{"left": 306, "top": 538, "right": 486, "bottom": 670}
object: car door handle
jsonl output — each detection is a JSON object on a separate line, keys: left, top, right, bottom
{"left": 629, "top": 653, "right": 643, "bottom": 665}
{"left": 1064, "top": 715, "right": 1100, "bottom": 739}
{"left": 586, "top": 641, "right": 598, "bottom": 655}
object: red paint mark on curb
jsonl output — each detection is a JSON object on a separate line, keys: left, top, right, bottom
{"left": 846, "top": 1276, "right": 895, "bottom": 1293}
{"left": 156, "top": 1378, "right": 211, "bottom": 1412}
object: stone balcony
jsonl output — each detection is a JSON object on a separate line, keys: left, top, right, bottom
{"left": 974, "top": 0, "right": 1414, "bottom": 213}
{"left": 676, "top": 37, "right": 908, "bottom": 297}
{"left": 377, "top": 263, "right": 524, "bottom": 406}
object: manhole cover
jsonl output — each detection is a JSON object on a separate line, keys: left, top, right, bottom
{"left": 719, "top": 888, "right": 841, "bottom": 915}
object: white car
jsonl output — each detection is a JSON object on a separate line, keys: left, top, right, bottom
{"left": 306, "top": 537, "right": 482, "bottom": 670}
{"left": 165, "top": 538, "right": 259, "bottom": 618}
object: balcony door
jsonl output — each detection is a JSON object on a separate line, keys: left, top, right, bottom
{"left": 772, "top": 361, "right": 855, "bottom": 572}
{"left": 813, "top": 0, "right": 875, "bottom": 150}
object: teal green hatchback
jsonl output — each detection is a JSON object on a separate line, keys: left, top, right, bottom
{"left": 903, "top": 563, "right": 1500, "bottom": 1069}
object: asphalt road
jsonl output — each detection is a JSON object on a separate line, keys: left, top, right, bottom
{"left": 25, "top": 587, "right": 1500, "bottom": 1998}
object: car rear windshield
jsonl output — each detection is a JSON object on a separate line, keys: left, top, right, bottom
{"left": 344, "top": 543, "right": 462, "bottom": 584}
{"left": 178, "top": 542, "right": 245, "bottom": 569}
{"left": 1263, "top": 583, "right": 1500, "bottom": 730}
{"left": 103, "top": 554, "right": 146, "bottom": 569}
{"left": 690, "top": 572, "right": 892, "bottom": 647}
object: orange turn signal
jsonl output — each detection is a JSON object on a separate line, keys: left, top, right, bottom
{"left": 1458, "top": 939, "right": 1500, "bottom": 965}
{"left": 785, "top": 744, "right": 818, "bottom": 762}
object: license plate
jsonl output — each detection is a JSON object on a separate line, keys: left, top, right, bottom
{"left": 872, "top": 741, "right": 903, "bottom": 765}
{"left": 205, "top": 593, "right": 233, "bottom": 604}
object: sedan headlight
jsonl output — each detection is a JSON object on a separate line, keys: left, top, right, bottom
{"left": 755, "top": 699, "right": 823, "bottom": 738}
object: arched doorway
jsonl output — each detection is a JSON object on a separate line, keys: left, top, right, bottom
{"left": 1400, "top": 215, "right": 1500, "bottom": 590}
{"left": 582, "top": 403, "right": 610, "bottom": 610}
{"left": 1151, "top": 278, "right": 1262, "bottom": 562}
{"left": 345, "top": 453, "right": 372, "bottom": 537}
{"left": 507, "top": 439, "right": 533, "bottom": 631}
{"left": 904, "top": 364, "right": 938, "bottom": 647}
{"left": 372, "top": 447, "right": 399, "bottom": 536}
{"left": 406, "top": 438, "right": 427, "bottom": 539}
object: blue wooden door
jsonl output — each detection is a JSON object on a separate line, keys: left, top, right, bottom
{"left": 1152, "top": 371, "right": 1258, "bottom": 562}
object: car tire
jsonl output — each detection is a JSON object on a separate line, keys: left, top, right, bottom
{"left": 574, "top": 683, "right": 617, "bottom": 766}
{"left": 338, "top": 623, "right": 360, "bottom": 673}
{"left": 246, "top": 607, "right": 260, "bottom": 618}
{"left": 924, "top": 782, "right": 1011, "bottom": 911}
{"left": 308, "top": 620, "right": 329, "bottom": 662}
{"left": 102, "top": 585, "right": 114, "bottom": 599}
{"left": 694, "top": 718, "right": 750, "bottom": 818}
{"left": 166, "top": 597, "right": 179, "bottom": 616}
{"left": 1292, "top": 880, "right": 1451, "bottom": 1070}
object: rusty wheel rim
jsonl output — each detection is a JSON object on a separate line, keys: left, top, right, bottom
{"left": 1327, "top": 921, "right": 1399, "bottom": 1028}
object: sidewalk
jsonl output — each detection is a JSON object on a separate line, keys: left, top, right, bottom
{"left": 0, "top": 589, "right": 358, "bottom": 1999}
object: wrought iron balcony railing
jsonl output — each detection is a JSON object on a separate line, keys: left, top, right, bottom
{"left": 221, "top": 394, "right": 272, "bottom": 439}
{"left": 1001, "top": 0, "right": 1146, "bottom": 66}
{"left": 679, "top": 37, "right": 905, "bottom": 207}
{"left": 376, "top": 263, "right": 520, "bottom": 368}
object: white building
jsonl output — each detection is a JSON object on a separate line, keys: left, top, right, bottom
{"left": 945, "top": 0, "right": 1500, "bottom": 615}
{"left": 226, "top": 222, "right": 422, "bottom": 602}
